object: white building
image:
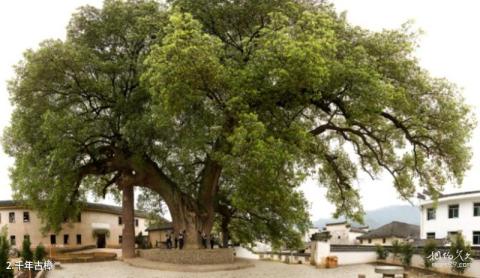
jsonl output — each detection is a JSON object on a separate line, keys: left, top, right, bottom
{"left": 303, "top": 227, "right": 320, "bottom": 243}
{"left": 357, "top": 221, "right": 419, "bottom": 245}
{"left": 0, "top": 200, "right": 148, "bottom": 249}
{"left": 420, "top": 190, "right": 480, "bottom": 246}
{"left": 323, "top": 221, "right": 368, "bottom": 245}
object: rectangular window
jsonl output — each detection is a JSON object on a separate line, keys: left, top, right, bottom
{"left": 10, "top": 235, "right": 16, "bottom": 246}
{"left": 76, "top": 234, "right": 82, "bottom": 245}
{"left": 426, "top": 232, "right": 436, "bottom": 239}
{"left": 360, "top": 239, "right": 363, "bottom": 244}
{"left": 118, "top": 217, "right": 122, "bottom": 225}
{"left": 77, "top": 213, "right": 81, "bottom": 223}
{"left": 473, "top": 231, "right": 480, "bottom": 245}
{"left": 50, "top": 235, "right": 56, "bottom": 245}
{"left": 427, "top": 208, "right": 436, "bottom": 220}
{"left": 368, "top": 239, "right": 372, "bottom": 244}
{"left": 63, "top": 234, "right": 69, "bottom": 245}
{"left": 9, "top": 212, "right": 15, "bottom": 223}
{"left": 24, "top": 234, "right": 30, "bottom": 241}
{"left": 448, "top": 204, "right": 459, "bottom": 219}
{"left": 23, "top": 211, "right": 30, "bottom": 223}
{"left": 474, "top": 203, "right": 480, "bottom": 217}
{"left": 135, "top": 219, "right": 139, "bottom": 227}
{"left": 119, "top": 236, "right": 123, "bottom": 244}
{"left": 382, "top": 238, "right": 386, "bottom": 244}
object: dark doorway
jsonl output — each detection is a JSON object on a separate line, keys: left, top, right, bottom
{"left": 96, "top": 234, "right": 106, "bottom": 248}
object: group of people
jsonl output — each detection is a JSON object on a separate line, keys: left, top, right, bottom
{"left": 201, "top": 232, "right": 216, "bottom": 249}
{"left": 165, "top": 230, "right": 185, "bottom": 249}
{"left": 164, "top": 230, "right": 216, "bottom": 249}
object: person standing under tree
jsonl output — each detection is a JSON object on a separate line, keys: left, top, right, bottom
{"left": 166, "top": 233, "right": 172, "bottom": 249}
{"left": 210, "top": 234, "right": 215, "bottom": 249}
{"left": 201, "top": 232, "right": 207, "bottom": 248}
{"left": 178, "top": 230, "right": 185, "bottom": 250}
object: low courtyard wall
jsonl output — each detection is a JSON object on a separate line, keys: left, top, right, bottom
{"left": 330, "top": 251, "right": 377, "bottom": 265}
{"left": 138, "top": 248, "right": 234, "bottom": 265}
{"left": 234, "top": 247, "right": 260, "bottom": 260}
{"left": 237, "top": 242, "right": 480, "bottom": 277}
{"left": 330, "top": 244, "right": 480, "bottom": 277}
{"left": 330, "top": 244, "right": 378, "bottom": 265}
{"left": 383, "top": 254, "right": 480, "bottom": 278}
{"left": 235, "top": 249, "right": 309, "bottom": 264}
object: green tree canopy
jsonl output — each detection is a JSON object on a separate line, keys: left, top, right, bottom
{"left": 3, "top": 0, "right": 473, "bottom": 249}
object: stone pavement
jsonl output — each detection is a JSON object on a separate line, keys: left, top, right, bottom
{"left": 47, "top": 260, "right": 390, "bottom": 278}
{"left": 124, "top": 257, "right": 254, "bottom": 272}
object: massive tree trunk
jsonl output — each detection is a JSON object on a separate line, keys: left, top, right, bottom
{"left": 221, "top": 216, "right": 230, "bottom": 248}
{"left": 141, "top": 157, "right": 221, "bottom": 249}
{"left": 167, "top": 191, "right": 216, "bottom": 249}
{"left": 72, "top": 145, "right": 225, "bottom": 250}
{"left": 107, "top": 153, "right": 222, "bottom": 250}
{"left": 217, "top": 202, "right": 233, "bottom": 248}
{"left": 122, "top": 184, "right": 136, "bottom": 259}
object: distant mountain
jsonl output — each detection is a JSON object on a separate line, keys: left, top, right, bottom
{"left": 314, "top": 205, "right": 420, "bottom": 229}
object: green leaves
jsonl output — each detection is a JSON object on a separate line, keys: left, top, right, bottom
{"left": 3, "top": 0, "right": 474, "bottom": 248}
{"left": 0, "top": 227, "right": 13, "bottom": 278}
{"left": 450, "top": 234, "right": 473, "bottom": 274}
{"left": 4, "top": 0, "right": 166, "bottom": 231}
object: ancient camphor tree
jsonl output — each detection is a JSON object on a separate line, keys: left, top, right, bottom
{"left": 3, "top": 0, "right": 473, "bottom": 251}
{"left": 4, "top": 0, "right": 167, "bottom": 257}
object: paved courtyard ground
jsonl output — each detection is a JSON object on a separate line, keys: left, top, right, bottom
{"left": 46, "top": 260, "right": 433, "bottom": 278}
{"left": 71, "top": 248, "right": 123, "bottom": 259}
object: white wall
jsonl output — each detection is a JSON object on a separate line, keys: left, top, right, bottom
{"left": 333, "top": 250, "right": 480, "bottom": 277}
{"left": 241, "top": 241, "right": 480, "bottom": 277}
{"left": 349, "top": 231, "right": 364, "bottom": 245}
{"left": 358, "top": 237, "right": 406, "bottom": 246}
{"left": 420, "top": 193, "right": 480, "bottom": 246}
{"left": 251, "top": 241, "right": 272, "bottom": 252}
{"left": 234, "top": 246, "right": 260, "bottom": 259}
{"left": 310, "top": 241, "right": 330, "bottom": 267}
{"left": 388, "top": 254, "right": 480, "bottom": 278}
{"left": 325, "top": 224, "right": 361, "bottom": 245}
{"left": 0, "top": 208, "right": 147, "bottom": 248}
{"left": 330, "top": 251, "right": 377, "bottom": 265}
{"left": 304, "top": 228, "right": 320, "bottom": 243}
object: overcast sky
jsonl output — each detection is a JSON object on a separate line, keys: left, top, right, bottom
{"left": 0, "top": 0, "right": 479, "bottom": 221}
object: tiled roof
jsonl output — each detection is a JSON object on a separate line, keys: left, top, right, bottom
{"left": 357, "top": 221, "right": 419, "bottom": 240}
{"left": 83, "top": 202, "right": 149, "bottom": 218}
{"left": 0, "top": 200, "right": 149, "bottom": 218}
{"left": 325, "top": 221, "right": 349, "bottom": 226}
{"left": 350, "top": 227, "right": 368, "bottom": 234}
{"left": 439, "top": 190, "right": 480, "bottom": 198}
{"left": 412, "top": 238, "right": 449, "bottom": 247}
{"left": 146, "top": 222, "right": 174, "bottom": 231}
{"left": 324, "top": 221, "right": 368, "bottom": 233}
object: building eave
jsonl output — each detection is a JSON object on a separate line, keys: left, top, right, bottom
{"left": 420, "top": 191, "right": 480, "bottom": 206}
{"left": 0, "top": 200, "right": 150, "bottom": 219}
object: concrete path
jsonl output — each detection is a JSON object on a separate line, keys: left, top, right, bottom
{"left": 124, "top": 257, "right": 254, "bottom": 272}
{"left": 70, "top": 248, "right": 122, "bottom": 259}
{"left": 47, "top": 260, "right": 387, "bottom": 278}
